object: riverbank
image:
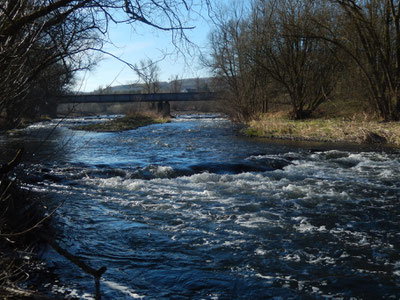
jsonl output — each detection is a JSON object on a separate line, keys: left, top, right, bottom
{"left": 74, "top": 112, "right": 170, "bottom": 132}
{"left": 0, "top": 151, "right": 51, "bottom": 298}
{"left": 244, "top": 114, "right": 400, "bottom": 147}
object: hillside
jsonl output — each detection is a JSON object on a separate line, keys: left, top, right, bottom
{"left": 88, "top": 77, "right": 213, "bottom": 94}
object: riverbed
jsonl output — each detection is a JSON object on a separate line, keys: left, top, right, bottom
{"left": 2, "top": 114, "right": 400, "bottom": 299}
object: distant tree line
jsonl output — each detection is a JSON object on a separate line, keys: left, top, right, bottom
{"left": 0, "top": 0, "right": 211, "bottom": 129}
{"left": 206, "top": 0, "right": 400, "bottom": 122}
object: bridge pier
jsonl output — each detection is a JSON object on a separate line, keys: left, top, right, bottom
{"left": 163, "top": 101, "right": 170, "bottom": 117}
{"left": 156, "top": 101, "right": 170, "bottom": 117}
{"left": 157, "top": 101, "right": 163, "bottom": 114}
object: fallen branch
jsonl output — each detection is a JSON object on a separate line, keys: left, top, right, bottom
{"left": 42, "top": 235, "right": 106, "bottom": 300}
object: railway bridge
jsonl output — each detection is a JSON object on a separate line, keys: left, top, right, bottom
{"left": 59, "top": 92, "right": 218, "bottom": 116}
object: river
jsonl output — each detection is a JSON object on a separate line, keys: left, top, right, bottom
{"left": 2, "top": 114, "right": 400, "bottom": 299}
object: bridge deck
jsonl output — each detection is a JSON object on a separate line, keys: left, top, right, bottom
{"left": 60, "top": 92, "right": 218, "bottom": 103}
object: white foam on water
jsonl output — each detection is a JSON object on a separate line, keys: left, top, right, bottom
{"left": 307, "top": 254, "right": 336, "bottom": 265}
{"left": 74, "top": 150, "right": 397, "bottom": 212}
{"left": 255, "top": 248, "right": 267, "bottom": 256}
{"left": 50, "top": 285, "right": 95, "bottom": 300}
{"left": 379, "top": 169, "right": 396, "bottom": 178}
{"left": 282, "top": 184, "right": 309, "bottom": 197}
{"left": 281, "top": 253, "right": 301, "bottom": 262}
{"left": 102, "top": 279, "right": 145, "bottom": 299}
{"left": 294, "top": 222, "right": 325, "bottom": 233}
{"left": 74, "top": 158, "right": 388, "bottom": 237}
{"left": 135, "top": 164, "right": 176, "bottom": 178}
{"left": 394, "top": 261, "right": 400, "bottom": 277}
{"left": 235, "top": 216, "right": 271, "bottom": 229}
{"left": 26, "top": 122, "right": 53, "bottom": 129}
{"left": 222, "top": 239, "right": 246, "bottom": 247}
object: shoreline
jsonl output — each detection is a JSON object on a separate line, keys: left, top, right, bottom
{"left": 73, "top": 114, "right": 170, "bottom": 132}
{"left": 244, "top": 116, "right": 400, "bottom": 148}
{"left": 4, "top": 112, "right": 400, "bottom": 149}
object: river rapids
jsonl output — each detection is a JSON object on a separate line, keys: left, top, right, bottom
{"left": 1, "top": 114, "right": 399, "bottom": 299}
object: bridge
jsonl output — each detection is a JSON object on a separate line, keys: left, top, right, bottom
{"left": 59, "top": 92, "right": 219, "bottom": 116}
{"left": 60, "top": 92, "right": 218, "bottom": 104}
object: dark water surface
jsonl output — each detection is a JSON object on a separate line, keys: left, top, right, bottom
{"left": 2, "top": 114, "right": 400, "bottom": 299}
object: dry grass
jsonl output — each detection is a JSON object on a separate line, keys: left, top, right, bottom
{"left": 246, "top": 112, "right": 400, "bottom": 146}
{"left": 75, "top": 110, "right": 170, "bottom": 132}
{"left": 126, "top": 108, "right": 170, "bottom": 123}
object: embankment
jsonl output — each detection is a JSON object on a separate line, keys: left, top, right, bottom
{"left": 244, "top": 115, "right": 400, "bottom": 147}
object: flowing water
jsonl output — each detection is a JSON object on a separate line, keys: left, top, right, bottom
{"left": 2, "top": 114, "right": 400, "bottom": 299}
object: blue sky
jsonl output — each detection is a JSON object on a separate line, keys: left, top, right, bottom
{"left": 75, "top": 9, "right": 214, "bottom": 93}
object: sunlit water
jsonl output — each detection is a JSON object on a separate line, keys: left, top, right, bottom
{"left": 2, "top": 114, "right": 400, "bottom": 299}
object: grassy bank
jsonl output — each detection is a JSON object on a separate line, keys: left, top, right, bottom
{"left": 244, "top": 111, "right": 400, "bottom": 146}
{"left": 75, "top": 111, "right": 170, "bottom": 132}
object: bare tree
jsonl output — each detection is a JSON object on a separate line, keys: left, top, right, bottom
{"left": 0, "top": 1, "right": 102, "bottom": 126}
{"left": 0, "top": 0, "right": 213, "bottom": 127}
{"left": 247, "top": 0, "right": 340, "bottom": 119}
{"left": 205, "top": 1, "right": 271, "bottom": 121}
{"left": 206, "top": 0, "right": 340, "bottom": 120}
{"left": 134, "top": 59, "right": 161, "bottom": 93}
{"left": 322, "top": 0, "right": 400, "bottom": 121}
{"left": 169, "top": 75, "right": 183, "bottom": 92}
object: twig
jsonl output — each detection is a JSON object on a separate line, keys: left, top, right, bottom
{"left": 0, "top": 200, "right": 64, "bottom": 238}
{"left": 0, "top": 286, "right": 55, "bottom": 300}
{"left": 42, "top": 236, "right": 106, "bottom": 300}
{"left": 0, "top": 148, "right": 24, "bottom": 175}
